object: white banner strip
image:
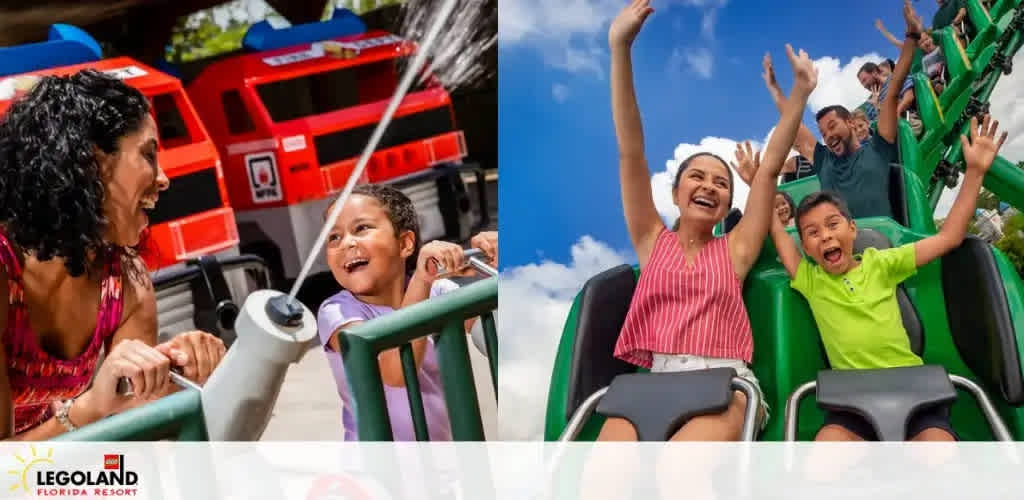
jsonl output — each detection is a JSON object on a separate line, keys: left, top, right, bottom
{"left": 1, "top": 442, "right": 1022, "bottom": 499}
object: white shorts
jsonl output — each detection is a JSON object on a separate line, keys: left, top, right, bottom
{"left": 650, "top": 353, "right": 770, "bottom": 430}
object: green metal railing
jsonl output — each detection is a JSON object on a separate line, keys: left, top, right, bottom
{"left": 52, "top": 389, "right": 208, "bottom": 441}
{"left": 338, "top": 275, "right": 498, "bottom": 441}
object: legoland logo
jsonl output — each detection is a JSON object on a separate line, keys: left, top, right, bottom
{"left": 8, "top": 447, "right": 139, "bottom": 497}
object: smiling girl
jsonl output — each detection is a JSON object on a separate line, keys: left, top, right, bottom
{"left": 316, "top": 184, "right": 496, "bottom": 441}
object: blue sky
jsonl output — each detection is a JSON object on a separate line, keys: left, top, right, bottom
{"left": 500, "top": 0, "right": 945, "bottom": 268}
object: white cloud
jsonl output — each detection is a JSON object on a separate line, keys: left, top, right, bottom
{"left": 499, "top": 0, "right": 726, "bottom": 75}
{"left": 668, "top": 47, "right": 715, "bottom": 80}
{"left": 654, "top": 131, "right": 793, "bottom": 225}
{"left": 805, "top": 52, "right": 884, "bottom": 113}
{"left": 498, "top": 236, "right": 633, "bottom": 440}
{"left": 498, "top": 0, "right": 621, "bottom": 75}
{"left": 552, "top": 83, "right": 570, "bottom": 103}
{"left": 684, "top": 47, "right": 714, "bottom": 79}
{"left": 700, "top": 9, "right": 717, "bottom": 41}
{"left": 989, "top": 49, "right": 1024, "bottom": 162}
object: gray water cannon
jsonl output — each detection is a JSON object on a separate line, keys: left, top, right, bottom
{"left": 200, "top": 289, "right": 316, "bottom": 440}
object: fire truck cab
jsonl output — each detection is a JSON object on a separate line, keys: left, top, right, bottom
{"left": 184, "top": 9, "right": 479, "bottom": 306}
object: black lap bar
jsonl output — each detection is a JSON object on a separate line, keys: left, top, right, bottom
{"left": 816, "top": 365, "right": 957, "bottom": 441}
{"left": 596, "top": 368, "right": 736, "bottom": 441}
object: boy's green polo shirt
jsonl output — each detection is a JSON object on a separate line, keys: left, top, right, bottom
{"left": 791, "top": 243, "right": 924, "bottom": 370}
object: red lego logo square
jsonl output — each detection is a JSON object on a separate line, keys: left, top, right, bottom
{"left": 104, "top": 454, "right": 120, "bottom": 470}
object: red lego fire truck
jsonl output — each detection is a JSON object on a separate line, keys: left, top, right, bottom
{"left": 183, "top": 9, "right": 480, "bottom": 304}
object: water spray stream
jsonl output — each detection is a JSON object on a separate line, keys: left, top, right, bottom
{"left": 399, "top": 0, "right": 496, "bottom": 90}
{"left": 286, "top": 0, "right": 460, "bottom": 302}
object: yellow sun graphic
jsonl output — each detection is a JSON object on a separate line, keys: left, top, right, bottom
{"left": 8, "top": 445, "right": 54, "bottom": 493}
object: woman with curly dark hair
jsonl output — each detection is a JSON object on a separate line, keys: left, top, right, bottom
{"left": 0, "top": 70, "right": 226, "bottom": 439}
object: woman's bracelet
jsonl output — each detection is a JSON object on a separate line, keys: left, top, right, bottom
{"left": 52, "top": 398, "right": 78, "bottom": 432}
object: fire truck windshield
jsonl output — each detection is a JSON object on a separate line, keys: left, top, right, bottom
{"left": 256, "top": 58, "right": 400, "bottom": 123}
{"left": 151, "top": 91, "right": 203, "bottom": 149}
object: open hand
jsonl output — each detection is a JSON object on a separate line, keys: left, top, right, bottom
{"left": 730, "top": 141, "right": 761, "bottom": 186}
{"left": 961, "top": 114, "right": 1008, "bottom": 175}
{"left": 785, "top": 44, "right": 818, "bottom": 92}
{"left": 904, "top": 0, "right": 924, "bottom": 35}
{"left": 874, "top": 18, "right": 887, "bottom": 32}
{"left": 609, "top": 0, "right": 654, "bottom": 48}
{"left": 761, "top": 53, "right": 779, "bottom": 90}
{"left": 868, "top": 84, "right": 881, "bottom": 106}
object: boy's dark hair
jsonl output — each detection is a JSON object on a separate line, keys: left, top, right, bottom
{"left": 0, "top": 69, "right": 151, "bottom": 283}
{"left": 858, "top": 62, "right": 880, "bottom": 76}
{"left": 329, "top": 184, "right": 421, "bottom": 275}
{"left": 881, "top": 58, "right": 896, "bottom": 70}
{"left": 795, "top": 191, "right": 854, "bottom": 231}
{"left": 671, "top": 152, "right": 735, "bottom": 208}
{"left": 815, "top": 105, "right": 852, "bottom": 123}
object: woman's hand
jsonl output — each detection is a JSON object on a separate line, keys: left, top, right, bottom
{"left": 609, "top": 0, "right": 654, "bottom": 49}
{"left": 905, "top": 0, "right": 925, "bottom": 35}
{"left": 155, "top": 331, "right": 226, "bottom": 385}
{"left": 762, "top": 53, "right": 780, "bottom": 91}
{"left": 79, "top": 339, "right": 172, "bottom": 418}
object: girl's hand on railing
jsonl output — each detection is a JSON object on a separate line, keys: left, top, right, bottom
{"left": 417, "top": 240, "right": 466, "bottom": 281}
{"left": 470, "top": 231, "right": 498, "bottom": 267}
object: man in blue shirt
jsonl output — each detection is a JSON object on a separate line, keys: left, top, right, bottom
{"left": 856, "top": 62, "right": 916, "bottom": 123}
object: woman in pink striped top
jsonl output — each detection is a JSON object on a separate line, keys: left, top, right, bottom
{"left": 601, "top": 0, "right": 819, "bottom": 441}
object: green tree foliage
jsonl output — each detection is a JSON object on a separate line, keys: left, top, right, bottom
{"left": 167, "top": 0, "right": 408, "bottom": 64}
{"left": 977, "top": 188, "right": 1001, "bottom": 211}
{"left": 996, "top": 213, "right": 1024, "bottom": 277}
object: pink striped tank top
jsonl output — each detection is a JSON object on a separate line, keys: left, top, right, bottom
{"left": 0, "top": 230, "right": 124, "bottom": 433}
{"left": 614, "top": 228, "right": 754, "bottom": 368}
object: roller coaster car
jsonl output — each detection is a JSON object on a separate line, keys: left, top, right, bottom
{"left": 545, "top": 102, "right": 1024, "bottom": 440}
{"left": 546, "top": 209, "right": 1024, "bottom": 441}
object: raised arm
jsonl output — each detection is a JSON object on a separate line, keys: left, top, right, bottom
{"left": 729, "top": 45, "right": 818, "bottom": 278}
{"left": 763, "top": 52, "right": 818, "bottom": 161}
{"left": 875, "top": 18, "right": 904, "bottom": 48}
{"left": 915, "top": 115, "right": 1007, "bottom": 266}
{"left": 897, "top": 88, "right": 916, "bottom": 115}
{"left": 609, "top": 0, "right": 662, "bottom": 267}
{"left": 771, "top": 214, "right": 802, "bottom": 278}
{"left": 879, "top": 0, "right": 923, "bottom": 143}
